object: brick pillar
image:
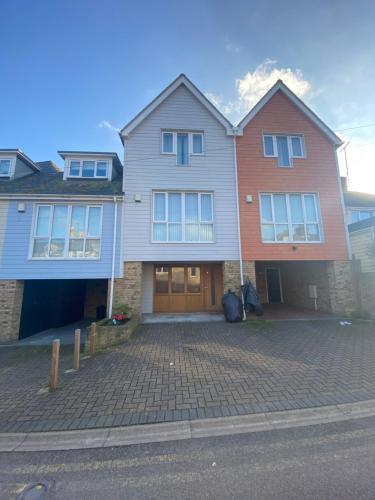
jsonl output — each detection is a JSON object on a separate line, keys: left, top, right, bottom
{"left": 327, "top": 260, "right": 356, "bottom": 315}
{"left": 243, "top": 261, "right": 256, "bottom": 288}
{"left": 113, "top": 262, "right": 143, "bottom": 315}
{"left": 0, "top": 280, "right": 24, "bottom": 342}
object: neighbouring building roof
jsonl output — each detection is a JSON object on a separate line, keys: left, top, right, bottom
{"left": 0, "top": 149, "right": 40, "bottom": 171}
{"left": 36, "top": 160, "right": 62, "bottom": 174}
{"left": 344, "top": 190, "right": 375, "bottom": 209}
{"left": 236, "top": 80, "right": 343, "bottom": 146}
{"left": 120, "top": 74, "right": 234, "bottom": 138}
{"left": 0, "top": 168, "right": 123, "bottom": 196}
{"left": 348, "top": 215, "right": 375, "bottom": 233}
{"left": 58, "top": 151, "right": 123, "bottom": 174}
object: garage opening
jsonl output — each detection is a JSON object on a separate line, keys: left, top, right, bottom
{"left": 19, "top": 279, "right": 108, "bottom": 339}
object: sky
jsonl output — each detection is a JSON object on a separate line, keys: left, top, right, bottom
{"left": 1, "top": 0, "right": 374, "bottom": 193}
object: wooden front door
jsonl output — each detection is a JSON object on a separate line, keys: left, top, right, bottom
{"left": 153, "top": 264, "right": 223, "bottom": 313}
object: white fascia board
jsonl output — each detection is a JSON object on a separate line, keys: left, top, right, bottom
{"left": 236, "top": 80, "right": 343, "bottom": 146}
{"left": 120, "top": 74, "right": 235, "bottom": 137}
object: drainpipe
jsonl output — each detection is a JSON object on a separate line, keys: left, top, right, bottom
{"left": 233, "top": 134, "right": 246, "bottom": 320}
{"left": 108, "top": 196, "right": 118, "bottom": 317}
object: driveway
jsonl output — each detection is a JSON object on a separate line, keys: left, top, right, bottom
{"left": 0, "top": 319, "right": 375, "bottom": 432}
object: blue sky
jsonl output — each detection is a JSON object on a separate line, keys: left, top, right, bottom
{"left": 1, "top": 0, "right": 374, "bottom": 192}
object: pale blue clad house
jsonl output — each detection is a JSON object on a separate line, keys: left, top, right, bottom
{"left": 0, "top": 149, "right": 123, "bottom": 341}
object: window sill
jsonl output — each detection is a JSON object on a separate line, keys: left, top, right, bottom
{"left": 151, "top": 241, "right": 215, "bottom": 244}
{"left": 28, "top": 257, "right": 101, "bottom": 261}
{"left": 261, "top": 240, "right": 323, "bottom": 244}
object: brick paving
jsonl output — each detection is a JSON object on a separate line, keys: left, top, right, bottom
{"left": 1, "top": 319, "right": 375, "bottom": 432}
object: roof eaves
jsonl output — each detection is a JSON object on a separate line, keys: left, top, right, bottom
{"left": 120, "top": 74, "right": 234, "bottom": 137}
{"left": 0, "top": 149, "right": 40, "bottom": 171}
{"left": 236, "top": 80, "right": 343, "bottom": 146}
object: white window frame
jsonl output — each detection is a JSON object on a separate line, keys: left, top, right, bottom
{"left": 259, "top": 192, "right": 323, "bottom": 244}
{"left": 30, "top": 204, "right": 103, "bottom": 260}
{"left": 152, "top": 191, "right": 214, "bottom": 243}
{"left": 0, "top": 157, "right": 15, "bottom": 177}
{"left": 66, "top": 159, "right": 110, "bottom": 179}
{"left": 263, "top": 134, "right": 305, "bottom": 167}
{"left": 161, "top": 131, "right": 204, "bottom": 164}
{"left": 351, "top": 209, "right": 375, "bottom": 223}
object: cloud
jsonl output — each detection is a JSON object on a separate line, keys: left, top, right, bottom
{"left": 224, "top": 37, "right": 241, "bottom": 54}
{"left": 206, "top": 59, "right": 312, "bottom": 123}
{"left": 98, "top": 120, "right": 120, "bottom": 133}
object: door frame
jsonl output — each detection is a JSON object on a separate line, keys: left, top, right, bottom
{"left": 153, "top": 263, "right": 223, "bottom": 312}
{"left": 265, "top": 267, "right": 283, "bottom": 304}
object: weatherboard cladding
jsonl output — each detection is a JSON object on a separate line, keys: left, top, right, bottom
{"left": 0, "top": 200, "right": 122, "bottom": 280}
{"left": 123, "top": 84, "right": 240, "bottom": 261}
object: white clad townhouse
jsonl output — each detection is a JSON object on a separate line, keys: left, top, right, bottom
{"left": 114, "top": 74, "right": 249, "bottom": 315}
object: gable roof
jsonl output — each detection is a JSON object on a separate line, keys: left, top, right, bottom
{"left": 0, "top": 149, "right": 40, "bottom": 171}
{"left": 348, "top": 215, "right": 375, "bottom": 233}
{"left": 236, "top": 80, "right": 343, "bottom": 146}
{"left": 120, "top": 74, "right": 234, "bottom": 138}
{"left": 36, "top": 160, "right": 62, "bottom": 174}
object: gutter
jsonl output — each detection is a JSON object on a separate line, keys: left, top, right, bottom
{"left": 232, "top": 135, "right": 246, "bottom": 319}
{"left": 0, "top": 194, "right": 124, "bottom": 202}
{"left": 108, "top": 196, "right": 119, "bottom": 317}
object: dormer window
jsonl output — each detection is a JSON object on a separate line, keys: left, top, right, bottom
{"left": 67, "top": 159, "right": 109, "bottom": 178}
{"left": 162, "top": 131, "right": 204, "bottom": 165}
{"left": 0, "top": 159, "right": 12, "bottom": 177}
{"left": 263, "top": 134, "right": 305, "bottom": 167}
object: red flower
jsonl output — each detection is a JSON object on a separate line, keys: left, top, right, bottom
{"left": 112, "top": 314, "right": 128, "bottom": 321}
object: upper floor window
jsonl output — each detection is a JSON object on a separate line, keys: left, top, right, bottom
{"left": 263, "top": 134, "right": 305, "bottom": 167}
{"left": 351, "top": 210, "right": 375, "bottom": 223}
{"left": 162, "top": 131, "right": 204, "bottom": 165}
{"left": 67, "top": 160, "right": 109, "bottom": 178}
{"left": 0, "top": 159, "right": 12, "bottom": 177}
{"left": 31, "top": 204, "right": 102, "bottom": 259}
{"left": 153, "top": 191, "right": 213, "bottom": 242}
{"left": 260, "top": 193, "right": 321, "bottom": 243}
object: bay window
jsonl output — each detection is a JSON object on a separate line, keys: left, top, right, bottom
{"left": 161, "top": 131, "right": 204, "bottom": 165}
{"left": 263, "top": 134, "right": 305, "bottom": 167}
{"left": 153, "top": 191, "right": 214, "bottom": 242}
{"left": 32, "top": 204, "right": 102, "bottom": 258}
{"left": 260, "top": 193, "right": 322, "bottom": 243}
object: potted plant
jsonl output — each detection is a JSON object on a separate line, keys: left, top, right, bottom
{"left": 111, "top": 304, "right": 130, "bottom": 325}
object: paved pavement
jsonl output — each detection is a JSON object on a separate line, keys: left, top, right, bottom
{"left": 0, "top": 319, "right": 375, "bottom": 433}
{"left": 2, "top": 415, "right": 375, "bottom": 499}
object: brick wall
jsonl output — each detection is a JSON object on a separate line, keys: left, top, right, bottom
{"left": 327, "top": 260, "right": 356, "bottom": 315}
{"left": 223, "top": 260, "right": 256, "bottom": 297}
{"left": 354, "top": 272, "right": 375, "bottom": 318}
{"left": 84, "top": 279, "right": 108, "bottom": 319}
{"left": 0, "top": 280, "right": 24, "bottom": 342}
{"left": 113, "top": 262, "right": 143, "bottom": 314}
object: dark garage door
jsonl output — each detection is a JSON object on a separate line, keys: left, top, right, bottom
{"left": 19, "top": 280, "right": 87, "bottom": 339}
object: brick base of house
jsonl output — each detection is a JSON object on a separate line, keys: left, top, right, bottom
{"left": 255, "top": 260, "right": 356, "bottom": 315}
{"left": 0, "top": 280, "right": 24, "bottom": 343}
{"left": 222, "top": 260, "right": 256, "bottom": 297}
{"left": 113, "top": 262, "right": 143, "bottom": 315}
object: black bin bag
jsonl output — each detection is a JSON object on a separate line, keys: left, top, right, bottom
{"left": 222, "top": 290, "right": 243, "bottom": 323}
{"left": 241, "top": 280, "right": 264, "bottom": 316}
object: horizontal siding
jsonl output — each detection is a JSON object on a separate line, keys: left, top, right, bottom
{"left": 0, "top": 200, "right": 9, "bottom": 258}
{"left": 237, "top": 90, "right": 349, "bottom": 261}
{"left": 123, "top": 84, "right": 239, "bottom": 262}
{"left": 0, "top": 200, "right": 122, "bottom": 280}
{"left": 351, "top": 229, "right": 375, "bottom": 272}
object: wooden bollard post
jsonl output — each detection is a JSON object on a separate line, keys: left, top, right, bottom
{"left": 49, "top": 339, "right": 60, "bottom": 390}
{"left": 89, "top": 322, "right": 96, "bottom": 355}
{"left": 73, "top": 329, "right": 80, "bottom": 370}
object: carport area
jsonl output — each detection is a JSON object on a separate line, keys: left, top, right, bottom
{"left": 255, "top": 260, "right": 334, "bottom": 313}
{"left": 18, "top": 278, "right": 108, "bottom": 340}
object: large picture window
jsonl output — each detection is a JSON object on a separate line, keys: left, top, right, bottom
{"left": 153, "top": 191, "right": 214, "bottom": 242}
{"left": 32, "top": 204, "right": 102, "bottom": 258}
{"left": 260, "top": 193, "right": 322, "bottom": 243}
